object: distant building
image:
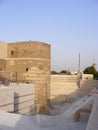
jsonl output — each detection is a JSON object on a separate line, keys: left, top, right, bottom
{"left": 71, "top": 71, "right": 83, "bottom": 75}
{"left": 0, "top": 40, "right": 50, "bottom": 114}
{"left": 81, "top": 74, "right": 93, "bottom": 80}
{"left": 92, "top": 61, "right": 96, "bottom": 70}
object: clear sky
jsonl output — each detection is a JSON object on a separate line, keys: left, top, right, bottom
{"left": 0, "top": 0, "right": 98, "bottom": 72}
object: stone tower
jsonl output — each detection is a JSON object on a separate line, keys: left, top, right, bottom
{"left": 0, "top": 41, "right": 50, "bottom": 114}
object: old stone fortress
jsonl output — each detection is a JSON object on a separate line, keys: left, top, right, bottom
{"left": 0, "top": 40, "right": 98, "bottom": 130}
{"left": 0, "top": 40, "right": 50, "bottom": 114}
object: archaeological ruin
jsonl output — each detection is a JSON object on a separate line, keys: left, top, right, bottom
{"left": 0, "top": 40, "right": 98, "bottom": 130}
{"left": 0, "top": 40, "right": 50, "bottom": 114}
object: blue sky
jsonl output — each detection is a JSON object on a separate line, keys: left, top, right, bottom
{"left": 0, "top": 0, "right": 98, "bottom": 71}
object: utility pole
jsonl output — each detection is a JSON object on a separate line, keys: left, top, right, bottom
{"left": 78, "top": 52, "right": 80, "bottom": 73}
{"left": 78, "top": 52, "right": 81, "bottom": 88}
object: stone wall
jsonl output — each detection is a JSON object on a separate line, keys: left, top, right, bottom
{"left": 0, "top": 41, "right": 7, "bottom": 59}
{"left": 7, "top": 41, "right": 50, "bottom": 59}
{"left": 78, "top": 80, "right": 98, "bottom": 96}
{"left": 0, "top": 87, "right": 13, "bottom": 112}
{"left": 0, "top": 83, "right": 35, "bottom": 115}
{"left": 0, "top": 41, "right": 50, "bottom": 114}
{"left": 11, "top": 83, "right": 35, "bottom": 115}
{"left": 6, "top": 41, "right": 50, "bottom": 114}
{"left": 82, "top": 74, "right": 93, "bottom": 80}
{"left": 0, "top": 59, "right": 6, "bottom": 72}
{"left": 50, "top": 75, "right": 98, "bottom": 104}
{"left": 50, "top": 75, "right": 78, "bottom": 104}
{"left": 5, "top": 58, "right": 50, "bottom": 114}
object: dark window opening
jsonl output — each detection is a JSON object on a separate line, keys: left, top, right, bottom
{"left": 26, "top": 68, "right": 28, "bottom": 72}
{"left": 11, "top": 51, "right": 14, "bottom": 55}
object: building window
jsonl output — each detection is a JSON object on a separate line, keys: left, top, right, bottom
{"left": 26, "top": 68, "right": 28, "bottom": 72}
{"left": 11, "top": 51, "right": 14, "bottom": 55}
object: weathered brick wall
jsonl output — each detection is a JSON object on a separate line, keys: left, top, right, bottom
{"left": 24, "top": 66, "right": 50, "bottom": 114}
{"left": 6, "top": 59, "right": 50, "bottom": 113}
{"left": 7, "top": 41, "right": 50, "bottom": 59}
{"left": 50, "top": 75, "right": 78, "bottom": 103}
{"left": 51, "top": 75, "right": 98, "bottom": 104}
{"left": 0, "top": 59, "right": 6, "bottom": 71}
{"left": 0, "top": 41, "right": 7, "bottom": 59}
{"left": 6, "top": 41, "right": 50, "bottom": 114}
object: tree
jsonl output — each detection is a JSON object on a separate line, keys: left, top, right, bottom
{"left": 83, "top": 66, "right": 98, "bottom": 79}
{"left": 60, "top": 69, "right": 71, "bottom": 75}
{"left": 51, "top": 71, "right": 58, "bottom": 75}
{"left": 60, "top": 70, "right": 67, "bottom": 74}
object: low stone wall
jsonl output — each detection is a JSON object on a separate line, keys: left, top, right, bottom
{"left": 86, "top": 95, "right": 98, "bottom": 130}
{"left": 50, "top": 75, "right": 78, "bottom": 104}
{"left": 81, "top": 74, "right": 93, "bottom": 80}
{"left": 0, "top": 83, "right": 34, "bottom": 115}
{"left": 0, "top": 87, "right": 13, "bottom": 112}
{"left": 79, "top": 80, "right": 98, "bottom": 96}
{"left": 50, "top": 75, "right": 98, "bottom": 104}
